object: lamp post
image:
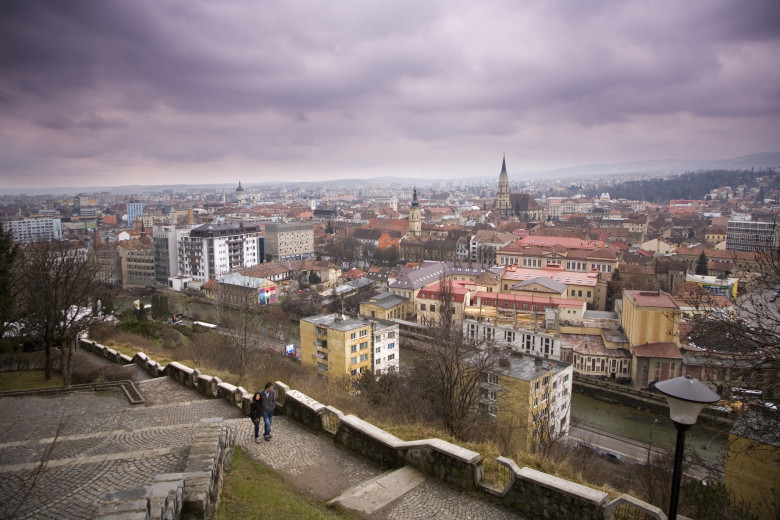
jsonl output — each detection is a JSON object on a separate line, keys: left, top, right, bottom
{"left": 647, "top": 418, "right": 658, "bottom": 466}
{"left": 655, "top": 375, "right": 720, "bottom": 520}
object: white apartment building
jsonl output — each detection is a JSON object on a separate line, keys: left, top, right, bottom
{"left": 464, "top": 318, "right": 563, "bottom": 360}
{"left": 178, "top": 223, "right": 263, "bottom": 281}
{"left": 372, "top": 320, "right": 400, "bottom": 375}
{"left": 8, "top": 218, "right": 63, "bottom": 243}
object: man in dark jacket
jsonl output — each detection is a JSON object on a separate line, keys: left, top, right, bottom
{"left": 260, "top": 382, "right": 276, "bottom": 441}
{"left": 249, "top": 391, "right": 263, "bottom": 442}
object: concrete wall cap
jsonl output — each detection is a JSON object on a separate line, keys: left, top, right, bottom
{"left": 341, "top": 415, "right": 403, "bottom": 447}
{"left": 168, "top": 361, "right": 194, "bottom": 374}
{"left": 401, "top": 438, "right": 481, "bottom": 463}
{"left": 517, "top": 467, "right": 608, "bottom": 505}
{"left": 217, "top": 382, "right": 237, "bottom": 393}
{"left": 286, "top": 389, "right": 325, "bottom": 412}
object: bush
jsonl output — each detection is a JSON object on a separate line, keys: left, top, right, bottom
{"left": 117, "top": 318, "right": 164, "bottom": 340}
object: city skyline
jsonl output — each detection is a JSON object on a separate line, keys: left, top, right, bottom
{"left": 1, "top": 0, "right": 779, "bottom": 190}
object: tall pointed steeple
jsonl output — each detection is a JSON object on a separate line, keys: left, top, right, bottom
{"left": 495, "top": 155, "right": 511, "bottom": 217}
{"left": 408, "top": 187, "right": 422, "bottom": 236}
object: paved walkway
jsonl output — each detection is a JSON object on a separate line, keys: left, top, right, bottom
{"left": 0, "top": 354, "right": 519, "bottom": 519}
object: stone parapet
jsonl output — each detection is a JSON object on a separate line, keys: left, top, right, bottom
{"left": 80, "top": 338, "right": 668, "bottom": 520}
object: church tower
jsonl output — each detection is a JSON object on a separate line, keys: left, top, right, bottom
{"left": 495, "top": 156, "right": 511, "bottom": 217}
{"left": 408, "top": 188, "right": 422, "bottom": 236}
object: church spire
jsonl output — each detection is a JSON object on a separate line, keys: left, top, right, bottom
{"left": 501, "top": 155, "right": 507, "bottom": 174}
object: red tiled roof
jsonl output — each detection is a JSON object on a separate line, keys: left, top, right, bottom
{"left": 625, "top": 290, "right": 678, "bottom": 309}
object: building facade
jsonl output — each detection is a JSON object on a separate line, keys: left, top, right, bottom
{"left": 178, "top": 223, "right": 263, "bottom": 282}
{"left": 264, "top": 222, "right": 314, "bottom": 261}
{"left": 300, "top": 314, "right": 400, "bottom": 380}
{"left": 726, "top": 219, "right": 778, "bottom": 252}
{"left": 8, "top": 218, "right": 63, "bottom": 243}
{"left": 127, "top": 202, "right": 144, "bottom": 228}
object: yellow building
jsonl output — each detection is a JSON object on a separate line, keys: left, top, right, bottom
{"left": 300, "top": 313, "right": 399, "bottom": 380}
{"left": 359, "top": 292, "right": 407, "bottom": 320}
{"left": 481, "top": 354, "right": 573, "bottom": 453}
{"left": 621, "top": 290, "right": 680, "bottom": 346}
{"left": 724, "top": 414, "right": 780, "bottom": 520}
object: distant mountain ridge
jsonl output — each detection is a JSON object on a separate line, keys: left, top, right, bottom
{"left": 3, "top": 152, "right": 778, "bottom": 196}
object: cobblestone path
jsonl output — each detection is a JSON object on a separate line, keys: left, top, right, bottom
{"left": 0, "top": 377, "right": 242, "bottom": 519}
{"left": 1, "top": 372, "right": 520, "bottom": 519}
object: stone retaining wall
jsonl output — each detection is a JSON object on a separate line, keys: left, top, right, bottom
{"left": 80, "top": 339, "right": 672, "bottom": 520}
{"left": 95, "top": 418, "right": 236, "bottom": 520}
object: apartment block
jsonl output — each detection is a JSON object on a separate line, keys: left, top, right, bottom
{"left": 178, "top": 223, "right": 263, "bottom": 282}
{"left": 263, "top": 222, "right": 314, "bottom": 261}
{"left": 726, "top": 219, "right": 778, "bottom": 252}
{"left": 481, "top": 354, "right": 573, "bottom": 453}
{"left": 8, "top": 218, "right": 63, "bottom": 243}
{"left": 300, "top": 313, "right": 399, "bottom": 380}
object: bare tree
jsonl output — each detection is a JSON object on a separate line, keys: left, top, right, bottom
{"left": 685, "top": 233, "right": 780, "bottom": 446}
{"left": 17, "top": 240, "right": 112, "bottom": 383}
{"left": 409, "top": 276, "right": 498, "bottom": 437}
{"left": 213, "top": 281, "right": 264, "bottom": 384}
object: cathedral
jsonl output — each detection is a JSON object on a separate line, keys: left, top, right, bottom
{"left": 494, "top": 157, "right": 543, "bottom": 221}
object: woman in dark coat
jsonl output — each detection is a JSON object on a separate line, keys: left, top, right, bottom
{"left": 250, "top": 391, "right": 262, "bottom": 442}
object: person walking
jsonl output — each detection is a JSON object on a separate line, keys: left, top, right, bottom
{"left": 250, "top": 391, "right": 263, "bottom": 443}
{"left": 260, "top": 382, "right": 276, "bottom": 441}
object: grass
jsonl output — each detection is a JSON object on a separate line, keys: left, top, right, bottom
{"left": 216, "top": 447, "right": 365, "bottom": 520}
{"left": 0, "top": 370, "right": 64, "bottom": 392}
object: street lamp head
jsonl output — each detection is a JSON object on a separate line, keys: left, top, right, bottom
{"left": 656, "top": 375, "right": 720, "bottom": 425}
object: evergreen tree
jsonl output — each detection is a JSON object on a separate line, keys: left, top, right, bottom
{"left": 0, "top": 222, "right": 19, "bottom": 340}
{"left": 695, "top": 252, "right": 709, "bottom": 275}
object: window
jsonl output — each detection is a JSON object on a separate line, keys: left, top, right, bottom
{"left": 542, "top": 391, "right": 549, "bottom": 402}
{"left": 387, "top": 342, "right": 395, "bottom": 349}
{"left": 420, "top": 304, "right": 426, "bottom": 311}
{"left": 350, "top": 332, "right": 357, "bottom": 340}
{"left": 375, "top": 347, "right": 381, "bottom": 353}
{"left": 351, "top": 357, "right": 357, "bottom": 364}
{"left": 388, "top": 354, "right": 395, "bottom": 360}
{"left": 359, "top": 354, "right": 368, "bottom": 362}
{"left": 360, "top": 341, "right": 368, "bottom": 349}
{"left": 487, "top": 389, "right": 498, "bottom": 401}
{"left": 488, "top": 404, "right": 497, "bottom": 417}
{"left": 578, "top": 290, "right": 582, "bottom": 297}
{"left": 487, "top": 373, "right": 498, "bottom": 385}
{"left": 350, "top": 369, "right": 357, "bottom": 376}
{"left": 587, "top": 291, "right": 591, "bottom": 297}
{"left": 360, "top": 330, "right": 367, "bottom": 337}
{"left": 535, "top": 381, "right": 540, "bottom": 390}
{"left": 351, "top": 345, "right": 357, "bottom": 352}
{"left": 388, "top": 332, "right": 395, "bottom": 339}
{"left": 430, "top": 305, "right": 435, "bottom": 312}
{"left": 376, "top": 359, "right": 381, "bottom": 365}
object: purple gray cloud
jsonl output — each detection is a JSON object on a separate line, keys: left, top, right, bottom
{"left": 0, "top": 0, "right": 778, "bottom": 189}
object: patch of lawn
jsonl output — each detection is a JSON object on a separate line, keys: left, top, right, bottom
{"left": 217, "top": 447, "right": 364, "bottom": 520}
{"left": 0, "top": 370, "right": 64, "bottom": 392}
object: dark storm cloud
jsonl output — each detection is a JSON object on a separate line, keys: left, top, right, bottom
{"left": 0, "top": 0, "right": 778, "bottom": 188}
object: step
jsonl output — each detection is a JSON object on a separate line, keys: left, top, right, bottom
{"left": 327, "top": 465, "right": 426, "bottom": 515}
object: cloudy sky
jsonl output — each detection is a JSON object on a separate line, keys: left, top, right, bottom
{"left": 1, "top": 0, "right": 779, "bottom": 190}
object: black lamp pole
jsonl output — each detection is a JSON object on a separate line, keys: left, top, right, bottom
{"left": 655, "top": 375, "right": 720, "bottom": 520}
{"left": 668, "top": 422, "right": 691, "bottom": 520}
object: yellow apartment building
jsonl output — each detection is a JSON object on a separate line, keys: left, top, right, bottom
{"left": 300, "top": 313, "right": 400, "bottom": 380}
{"left": 480, "top": 354, "right": 573, "bottom": 453}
